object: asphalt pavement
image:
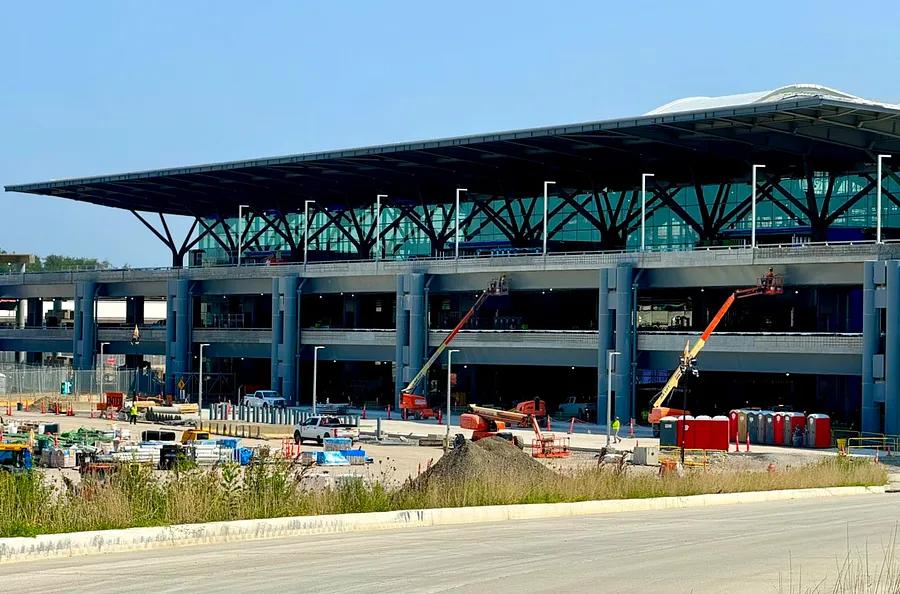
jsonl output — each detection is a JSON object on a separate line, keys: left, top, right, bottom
{"left": 5, "top": 493, "right": 900, "bottom": 593}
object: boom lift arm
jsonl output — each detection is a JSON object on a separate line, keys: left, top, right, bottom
{"left": 400, "top": 276, "right": 508, "bottom": 399}
{"left": 649, "top": 272, "right": 783, "bottom": 422}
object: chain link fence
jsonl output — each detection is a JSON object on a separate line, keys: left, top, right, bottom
{"left": 0, "top": 364, "right": 164, "bottom": 400}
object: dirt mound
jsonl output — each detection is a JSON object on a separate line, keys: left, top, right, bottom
{"left": 412, "top": 437, "right": 554, "bottom": 489}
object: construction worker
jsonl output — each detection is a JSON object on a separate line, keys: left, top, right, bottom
{"left": 612, "top": 416, "right": 622, "bottom": 443}
{"left": 764, "top": 267, "right": 776, "bottom": 290}
{"left": 128, "top": 401, "right": 138, "bottom": 425}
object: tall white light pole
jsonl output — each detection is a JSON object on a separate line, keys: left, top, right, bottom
{"left": 543, "top": 181, "right": 556, "bottom": 257}
{"left": 641, "top": 173, "right": 654, "bottom": 252}
{"left": 606, "top": 351, "right": 620, "bottom": 447}
{"left": 199, "top": 343, "right": 210, "bottom": 421}
{"left": 376, "top": 194, "right": 387, "bottom": 261}
{"left": 751, "top": 165, "right": 765, "bottom": 249}
{"left": 447, "top": 349, "right": 460, "bottom": 437}
{"left": 98, "top": 342, "right": 110, "bottom": 398}
{"left": 877, "top": 155, "right": 891, "bottom": 244}
{"left": 237, "top": 204, "right": 249, "bottom": 266}
{"left": 312, "top": 345, "right": 325, "bottom": 414}
{"left": 303, "top": 200, "right": 315, "bottom": 269}
{"left": 455, "top": 188, "right": 467, "bottom": 259}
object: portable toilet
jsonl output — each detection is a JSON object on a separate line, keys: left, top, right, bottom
{"left": 784, "top": 413, "right": 806, "bottom": 446}
{"left": 806, "top": 414, "right": 832, "bottom": 448}
{"left": 746, "top": 412, "right": 759, "bottom": 444}
{"left": 675, "top": 415, "right": 695, "bottom": 449}
{"left": 659, "top": 416, "right": 678, "bottom": 447}
{"left": 756, "top": 411, "right": 770, "bottom": 444}
{"left": 772, "top": 413, "right": 786, "bottom": 445}
{"left": 692, "top": 416, "right": 712, "bottom": 450}
{"left": 728, "top": 410, "right": 741, "bottom": 443}
{"left": 763, "top": 412, "right": 776, "bottom": 444}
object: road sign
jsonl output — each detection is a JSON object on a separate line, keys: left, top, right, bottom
{"left": 176, "top": 378, "right": 186, "bottom": 391}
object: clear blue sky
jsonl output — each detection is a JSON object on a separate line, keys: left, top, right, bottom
{"left": 2, "top": 0, "right": 898, "bottom": 267}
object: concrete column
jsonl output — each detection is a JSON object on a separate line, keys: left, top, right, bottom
{"left": 862, "top": 262, "right": 878, "bottom": 432}
{"left": 72, "top": 281, "right": 97, "bottom": 371}
{"left": 408, "top": 272, "right": 426, "bottom": 394}
{"left": 165, "top": 279, "right": 191, "bottom": 396}
{"left": 270, "top": 278, "right": 282, "bottom": 392}
{"left": 281, "top": 276, "right": 300, "bottom": 405}
{"left": 596, "top": 269, "right": 612, "bottom": 422}
{"left": 614, "top": 265, "right": 633, "bottom": 421}
{"left": 125, "top": 296, "right": 145, "bottom": 326}
{"left": 15, "top": 298, "right": 25, "bottom": 364}
{"left": 24, "top": 298, "right": 43, "bottom": 365}
{"left": 886, "top": 262, "right": 900, "bottom": 435}
{"left": 394, "top": 275, "right": 409, "bottom": 404}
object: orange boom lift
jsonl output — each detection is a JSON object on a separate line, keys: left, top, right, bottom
{"left": 648, "top": 271, "right": 783, "bottom": 435}
{"left": 399, "top": 276, "right": 509, "bottom": 419}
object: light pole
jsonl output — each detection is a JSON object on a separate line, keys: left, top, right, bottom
{"left": 543, "top": 181, "right": 555, "bottom": 257}
{"left": 237, "top": 204, "right": 249, "bottom": 266}
{"left": 312, "top": 345, "right": 325, "bottom": 414}
{"left": 447, "top": 349, "right": 460, "bottom": 438}
{"left": 303, "top": 200, "right": 316, "bottom": 268}
{"left": 641, "top": 173, "right": 654, "bottom": 251}
{"left": 606, "top": 351, "right": 620, "bottom": 447}
{"left": 98, "top": 342, "right": 110, "bottom": 399}
{"left": 455, "top": 188, "right": 467, "bottom": 259}
{"left": 877, "top": 155, "right": 891, "bottom": 244}
{"left": 751, "top": 164, "right": 765, "bottom": 249}
{"left": 199, "top": 343, "right": 210, "bottom": 423}
{"left": 376, "top": 194, "right": 387, "bottom": 261}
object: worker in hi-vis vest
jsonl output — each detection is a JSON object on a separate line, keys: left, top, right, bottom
{"left": 612, "top": 417, "right": 622, "bottom": 443}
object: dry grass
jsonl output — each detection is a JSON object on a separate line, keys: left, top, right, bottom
{"left": 0, "top": 454, "right": 885, "bottom": 538}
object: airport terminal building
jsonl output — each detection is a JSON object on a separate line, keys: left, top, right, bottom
{"left": 3, "top": 84, "right": 900, "bottom": 433}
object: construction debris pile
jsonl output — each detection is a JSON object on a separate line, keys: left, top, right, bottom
{"left": 412, "top": 437, "right": 554, "bottom": 490}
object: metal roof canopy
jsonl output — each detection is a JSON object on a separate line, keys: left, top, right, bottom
{"left": 6, "top": 97, "right": 900, "bottom": 217}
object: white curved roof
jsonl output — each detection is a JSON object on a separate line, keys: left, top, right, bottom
{"left": 646, "top": 83, "right": 900, "bottom": 115}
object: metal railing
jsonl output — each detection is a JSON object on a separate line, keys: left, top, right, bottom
{"left": 2, "top": 239, "right": 898, "bottom": 282}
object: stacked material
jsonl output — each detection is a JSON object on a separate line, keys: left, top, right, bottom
{"left": 109, "top": 443, "right": 162, "bottom": 464}
{"left": 47, "top": 448, "right": 77, "bottom": 468}
{"left": 189, "top": 441, "right": 234, "bottom": 465}
{"left": 323, "top": 437, "right": 353, "bottom": 452}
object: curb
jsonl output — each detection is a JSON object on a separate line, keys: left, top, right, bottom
{"left": 0, "top": 485, "right": 885, "bottom": 564}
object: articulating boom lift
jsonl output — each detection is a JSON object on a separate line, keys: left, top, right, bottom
{"left": 648, "top": 270, "right": 783, "bottom": 434}
{"left": 399, "top": 276, "right": 509, "bottom": 419}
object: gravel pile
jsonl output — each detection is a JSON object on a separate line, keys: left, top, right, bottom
{"left": 412, "top": 437, "right": 554, "bottom": 489}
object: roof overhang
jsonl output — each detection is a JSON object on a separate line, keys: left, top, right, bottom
{"left": 6, "top": 97, "right": 900, "bottom": 217}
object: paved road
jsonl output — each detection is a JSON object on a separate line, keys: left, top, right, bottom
{"left": 6, "top": 494, "right": 900, "bottom": 593}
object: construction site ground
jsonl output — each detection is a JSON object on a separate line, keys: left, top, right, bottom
{"left": 2, "top": 408, "right": 862, "bottom": 490}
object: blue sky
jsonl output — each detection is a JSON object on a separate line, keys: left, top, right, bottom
{"left": 2, "top": 0, "right": 898, "bottom": 267}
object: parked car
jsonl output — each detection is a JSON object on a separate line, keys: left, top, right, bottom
{"left": 293, "top": 415, "right": 359, "bottom": 445}
{"left": 242, "top": 390, "right": 287, "bottom": 408}
{"left": 557, "top": 396, "right": 596, "bottom": 422}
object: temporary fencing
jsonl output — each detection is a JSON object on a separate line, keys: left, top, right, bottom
{"left": 209, "top": 402, "right": 360, "bottom": 427}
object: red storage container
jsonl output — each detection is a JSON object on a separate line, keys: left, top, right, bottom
{"left": 772, "top": 413, "right": 786, "bottom": 445}
{"left": 679, "top": 416, "right": 729, "bottom": 451}
{"left": 675, "top": 416, "right": 694, "bottom": 448}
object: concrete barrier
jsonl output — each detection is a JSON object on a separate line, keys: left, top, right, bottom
{"left": 0, "top": 485, "right": 884, "bottom": 563}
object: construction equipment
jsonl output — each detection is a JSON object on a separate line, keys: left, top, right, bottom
{"left": 460, "top": 399, "right": 547, "bottom": 440}
{"left": 399, "top": 275, "right": 509, "bottom": 419}
{"left": 180, "top": 429, "right": 211, "bottom": 444}
{"left": 648, "top": 271, "right": 783, "bottom": 435}
{"left": 0, "top": 443, "right": 33, "bottom": 471}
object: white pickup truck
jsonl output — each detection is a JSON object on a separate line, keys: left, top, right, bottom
{"left": 242, "top": 390, "right": 287, "bottom": 408}
{"left": 293, "top": 415, "right": 359, "bottom": 445}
